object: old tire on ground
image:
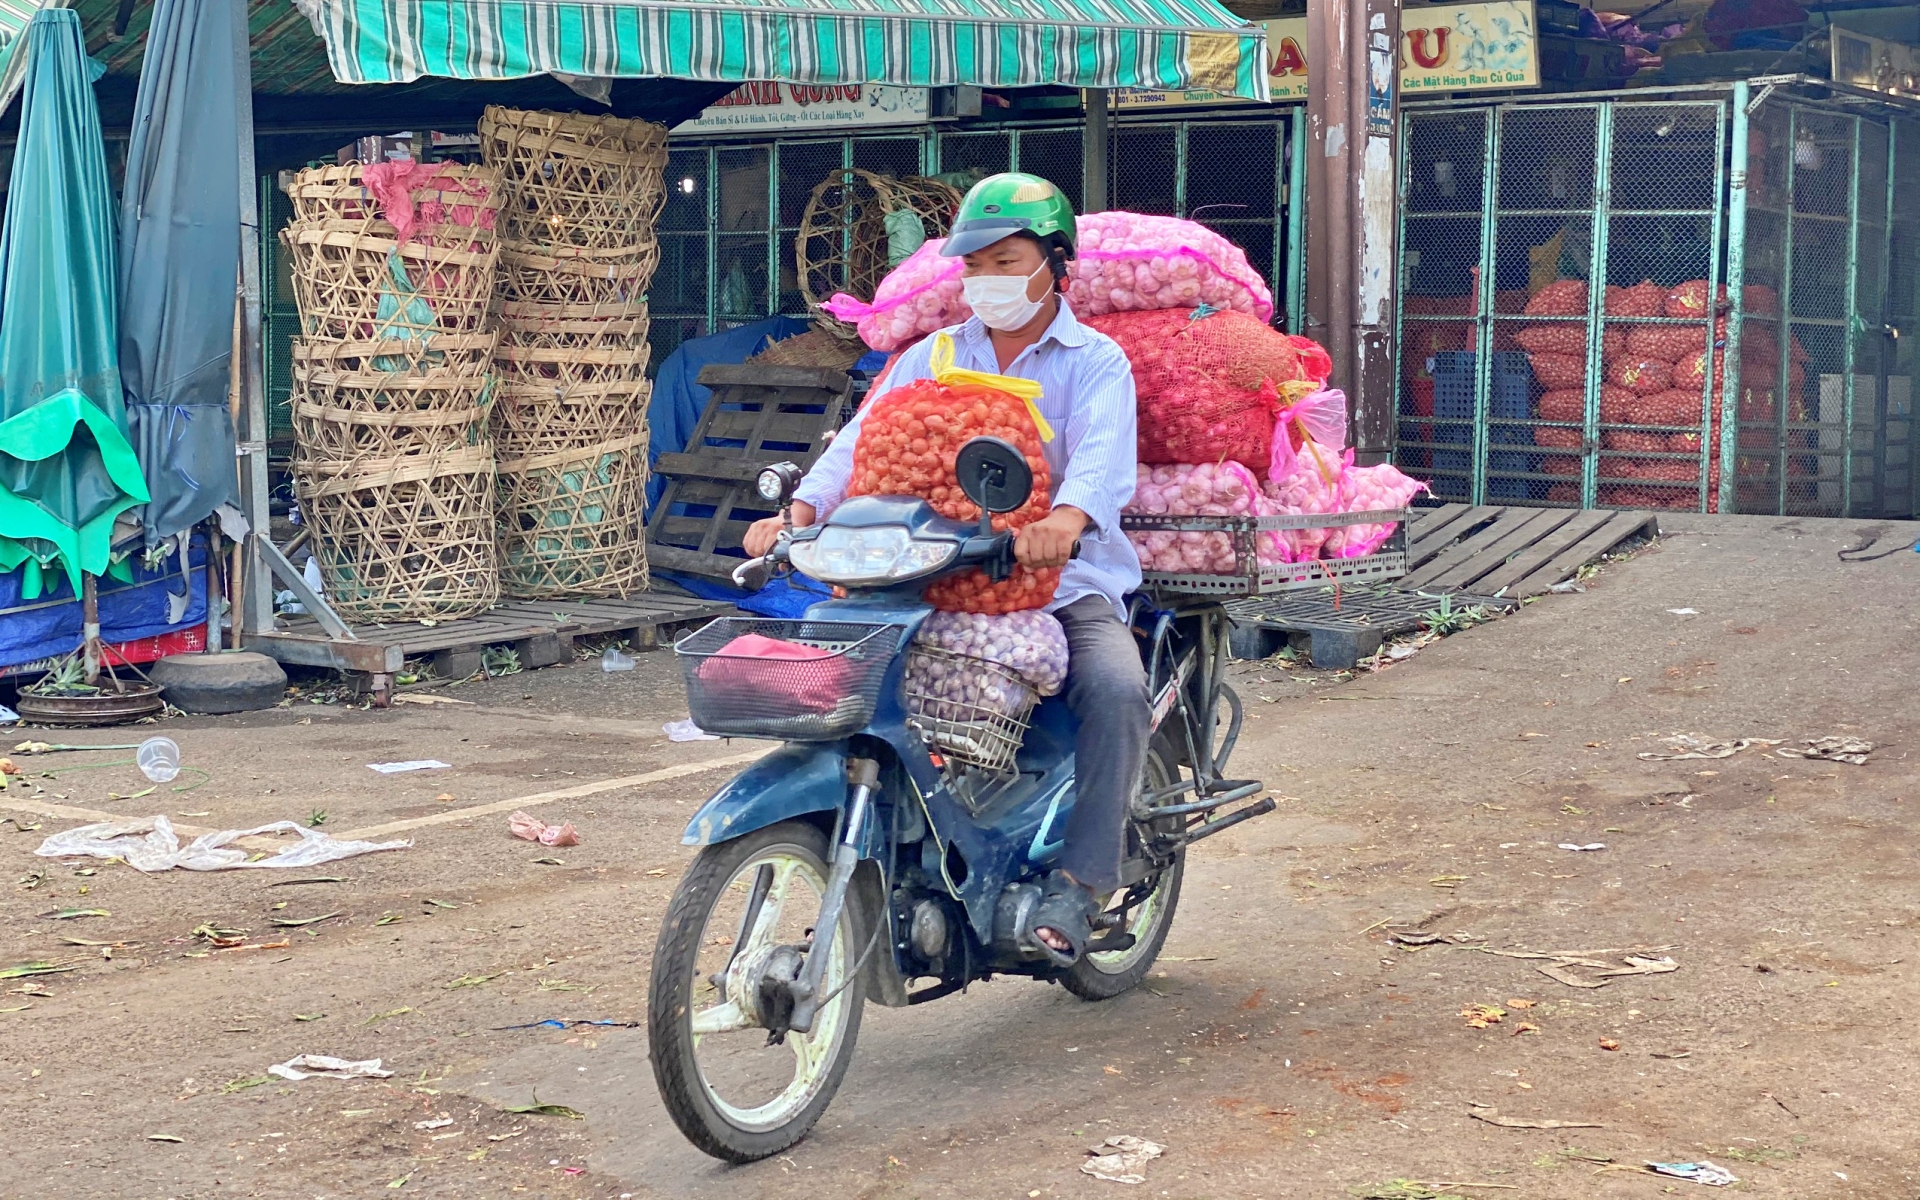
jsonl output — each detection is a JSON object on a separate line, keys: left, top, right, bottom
{"left": 150, "top": 652, "right": 287, "bottom": 714}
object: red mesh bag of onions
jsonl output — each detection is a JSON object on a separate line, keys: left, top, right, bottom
{"left": 1088, "top": 307, "right": 1304, "bottom": 474}
{"left": 848, "top": 333, "right": 1059, "bottom": 613}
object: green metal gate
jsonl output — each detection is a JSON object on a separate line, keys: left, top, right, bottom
{"left": 1394, "top": 84, "right": 1920, "bottom": 518}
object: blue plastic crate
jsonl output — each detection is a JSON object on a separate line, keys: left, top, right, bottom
{"left": 1431, "top": 350, "right": 1539, "bottom": 498}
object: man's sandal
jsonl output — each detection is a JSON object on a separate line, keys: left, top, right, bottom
{"left": 1027, "top": 871, "right": 1100, "bottom": 967}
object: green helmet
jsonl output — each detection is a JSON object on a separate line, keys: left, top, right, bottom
{"left": 940, "top": 172, "right": 1077, "bottom": 259}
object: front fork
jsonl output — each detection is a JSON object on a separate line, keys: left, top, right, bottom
{"left": 786, "top": 756, "right": 880, "bottom": 1035}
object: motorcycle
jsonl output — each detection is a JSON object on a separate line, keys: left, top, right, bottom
{"left": 648, "top": 437, "right": 1274, "bottom": 1162}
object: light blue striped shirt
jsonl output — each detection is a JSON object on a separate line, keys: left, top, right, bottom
{"left": 793, "top": 300, "right": 1142, "bottom": 620}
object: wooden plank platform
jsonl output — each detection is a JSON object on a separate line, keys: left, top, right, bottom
{"left": 1396, "top": 503, "right": 1660, "bottom": 597}
{"left": 248, "top": 591, "right": 734, "bottom": 696}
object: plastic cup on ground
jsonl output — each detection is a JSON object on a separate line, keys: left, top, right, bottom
{"left": 137, "top": 737, "right": 181, "bottom": 784}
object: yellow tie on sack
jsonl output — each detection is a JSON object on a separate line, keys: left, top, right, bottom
{"left": 928, "top": 331, "right": 1055, "bottom": 443}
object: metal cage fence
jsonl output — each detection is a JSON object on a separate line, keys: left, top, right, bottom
{"left": 649, "top": 109, "right": 1307, "bottom": 370}
{"left": 1395, "top": 83, "right": 1920, "bottom": 519}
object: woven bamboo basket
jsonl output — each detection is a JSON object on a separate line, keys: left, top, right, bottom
{"left": 493, "top": 378, "right": 646, "bottom": 454}
{"left": 497, "top": 306, "right": 651, "bottom": 354}
{"left": 290, "top": 331, "right": 499, "bottom": 383}
{"left": 496, "top": 297, "right": 651, "bottom": 329}
{"left": 797, "top": 170, "right": 963, "bottom": 338}
{"left": 293, "top": 442, "right": 500, "bottom": 621}
{"left": 479, "top": 106, "right": 670, "bottom": 250}
{"left": 284, "top": 223, "right": 501, "bottom": 340}
{"left": 292, "top": 396, "right": 493, "bottom": 463}
{"left": 494, "top": 341, "right": 652, "bottom": 392}
{"left": 497, "top": 244, "right": 659, "bottom": 307}
{"left": 286, "top": 162, "right": 504, "bottom": 227}
{"left": 495, "top": 430, "right": 650, "bottom": 599}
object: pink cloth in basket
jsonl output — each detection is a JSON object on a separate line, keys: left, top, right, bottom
{"left": 697, "top": 634, "right": 852, "bottom": 712}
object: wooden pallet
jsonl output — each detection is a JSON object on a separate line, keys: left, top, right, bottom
{"left": 248, "top": 591, "right": 734, "bottom": 702}
{"left": 1398, "top": 504, "right": 1661, "bottom": 597}
{"left": 645, "top": 364, "right": 853, "bottom": 580}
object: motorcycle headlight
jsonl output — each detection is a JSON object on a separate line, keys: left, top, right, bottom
{"left": 788, "top": 525, "right": 957, "bottom": 585}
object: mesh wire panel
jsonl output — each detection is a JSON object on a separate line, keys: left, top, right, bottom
{"left": 1591, "top": 103, "right": 1724, "bottom": 515}
{"left": 1012, "top": 127, "right": 1084, "bottom": 213}
{"left": 1112, "top": 124, "right": 1178, "bottom": 214}
{"left": 1188, "top": 121, "right": 1284, "bottom": 315}
{"left": 1492, "top": 104, "right": 1601, "bottom": 507}
{"left": 1396, "top": 109, "right": 1490, "bottom": 504}
{"left": 1885, "top": 119, "right": 1920, "bottom": 516}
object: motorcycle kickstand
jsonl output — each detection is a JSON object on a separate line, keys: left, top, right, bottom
{"left": 784, "top": 757, "right": 879, "bottom": 1036}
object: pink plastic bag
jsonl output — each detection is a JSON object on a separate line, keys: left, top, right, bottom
{"left": 822, "top": 238, "right": 972, "bottom": 351}
{"left": 1125, "top": 462, "right": 1291, "bottom": 574}
{"left": 1067, "top": 212, "right": 1275, "bottom": 321}
{"left": 695, "top": 634, "right": 852, "bottom": 712}
{"left": 360, "top": 161, "right": 496, "bottom": 244}
{"left": 1267, "top": 387, "right": 1350, "bottom": 481}
{"left": 1262, "top": 441, "right": 1352, "bottom": 562}
{"left": 1324, "top": 463, "right": 1430, "bottom": 559}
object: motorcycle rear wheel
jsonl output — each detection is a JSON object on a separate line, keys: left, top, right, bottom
{"left": 648, "top": 820, "right": 867, "bottom": 1162}
{"left": 1063, "top": 743, "right": 1185, "bottom": 1001}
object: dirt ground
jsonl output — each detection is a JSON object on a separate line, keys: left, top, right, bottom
{"left": 3, "top": 511, "right": 1918, "bottom": 1200}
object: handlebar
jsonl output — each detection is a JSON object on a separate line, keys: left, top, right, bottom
{"left": 733, "top": 530, "right": 1081, "bottom": 591}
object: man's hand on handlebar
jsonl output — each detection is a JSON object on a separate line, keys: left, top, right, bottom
{"left": 742, "top": 500, "right": 816, "bottom": 559}
{"left": 1015, "top": 506, "right": 1089, "bottom": 570}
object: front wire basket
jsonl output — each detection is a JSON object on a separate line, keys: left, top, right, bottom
{"left": 1120, "top": 506, "right": 1413, "bottom": 597}
{"left": 676, "top": 617, "right": 898, "bottom": 741}
{"left": 903, "top": 646, "right": 1038, "bottom": 776}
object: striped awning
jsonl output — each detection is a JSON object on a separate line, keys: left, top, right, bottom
{"left": 291, "top": 0, "right": 1270, "bottom": 101}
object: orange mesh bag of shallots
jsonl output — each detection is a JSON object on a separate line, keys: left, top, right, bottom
{"left": 848, "top": 332, "right": 1060, "bottom": 614}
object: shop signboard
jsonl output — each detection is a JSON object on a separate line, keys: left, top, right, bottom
{"left": 678, "top": 82, "right": 932, "bottom": 133}
{"left": 1831, "top": 27, "right": 1920, "bottom": 101}
{"left": 1110, "top": 0, "right": 1538, "bottom": 108}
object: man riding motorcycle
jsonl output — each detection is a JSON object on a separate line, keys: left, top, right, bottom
{"left": 742, "top": 172, "right": 1147, "bottom": 966}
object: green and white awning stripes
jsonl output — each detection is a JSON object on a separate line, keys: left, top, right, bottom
{"left": 291, "top": 0, "right": 1269, "bottom": 101}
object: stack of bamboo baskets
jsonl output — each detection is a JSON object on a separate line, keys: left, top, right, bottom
{"left": 481, "top": 107, "right": 670, "bottom": 598}
{"left": 281, "top": 163, "right": 505, "bottom": 621}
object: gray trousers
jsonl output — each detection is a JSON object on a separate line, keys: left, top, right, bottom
{"left": 1054, "top": 595, "right": 1151, "bottom": 894}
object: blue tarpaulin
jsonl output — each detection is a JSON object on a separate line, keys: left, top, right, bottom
{"left": 0, "top": 537, "right": 207, "bottom": 671}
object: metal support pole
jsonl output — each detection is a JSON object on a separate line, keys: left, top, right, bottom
{"left": 1580, "top": 104, "right": 1614, "bottom": 509}
{"left": 1083, "top": 88, "right": 1110, "bottom": 214}
{"left": 1775, "top": 106, "right": 1798, "bottom": 514}
{"left": 234, "top": 5, "right": 273, "bottom": 641}
{"left": 1721, "top": 85, "right": 1750, "bottom": 515}
{"left": 1841, "top": 116, "right": 1862, "bottom": 517}
{"left": 1285, "top": 113, "right": 1308, "bottom": 334}
{"left": 1307, "top": 0, "right": 1402, "bottom": 463}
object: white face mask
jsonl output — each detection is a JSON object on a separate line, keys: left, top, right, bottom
{"left": 961, "top": 262, "right": 1049, "bottom": 331}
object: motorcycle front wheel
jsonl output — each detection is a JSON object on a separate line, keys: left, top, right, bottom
{"left": 648, "top": 820, "right": 867, "bottom": 1162}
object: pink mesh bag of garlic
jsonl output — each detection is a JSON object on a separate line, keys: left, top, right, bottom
{"left": 1262, "top": 441, "right": 1353, "bottom": 562}
{"left": 822, "top": 238, "right": 971, "bottom": 352}
{"left": 1125, "top": 462, "right": 1290, "bottom": 575}
{"left": 1324, "top": 464, "right": 1430, "bottom": 558}
{"left": 1067, "top": 212, "right": 1275, "bottom": 320}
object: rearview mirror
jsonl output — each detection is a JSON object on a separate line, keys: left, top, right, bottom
{"left": 955, "top": 436, "right": 1033, "bottom": 518}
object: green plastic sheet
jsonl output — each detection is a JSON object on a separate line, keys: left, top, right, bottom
{"left": 0, "top": 8, "right": 147, "bottom": 599}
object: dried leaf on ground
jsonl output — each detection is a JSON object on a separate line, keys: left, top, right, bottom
{"left": 503, "top": 1095, "right": 583, "bottom": 1120}
{"left": 1461, "top": 1003, "right": 1506, "bottom": 1028}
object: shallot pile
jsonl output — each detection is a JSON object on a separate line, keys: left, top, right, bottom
{"left": 849, "top": 370, "right": 1059, "bottom": 614}
{"left": 1521, "top": 277, "right": 1807, "bottom": 509}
